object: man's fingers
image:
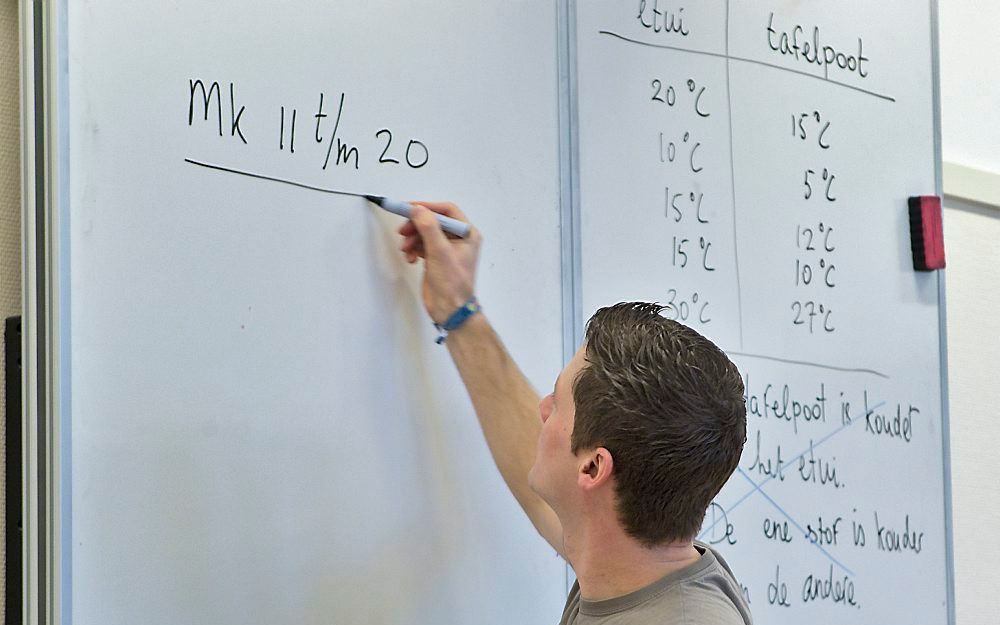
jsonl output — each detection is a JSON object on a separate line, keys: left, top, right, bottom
{"left": 397, "top": 201, "right": 473, "bottom": 266}
{"left": 400, "top": 236, "right": 426, "bottom": 259}
{"left": 398, "top": 202, "right": 469, "bottom": 239}
{"left": 397, "top": 220, "right": 417, "bottom": 237}
{"left": 409, "top": 204, "right": 451, "bottom": 256}
{"left": 411, "top": 201, "right": 469, "bottom": 223}
{"left": 400, "top": 234, "right": 419, "bottom": 253}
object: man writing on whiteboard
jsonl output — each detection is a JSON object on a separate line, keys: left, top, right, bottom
{"left": 397, "top": 202, "right": 753, "bottom": 625}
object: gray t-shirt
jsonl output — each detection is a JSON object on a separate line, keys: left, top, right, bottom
{"left": 558, "top": 543, "right": 752, "bottom": 624}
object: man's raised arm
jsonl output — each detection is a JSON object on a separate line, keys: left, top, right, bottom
{"left": 398, "top": 202, "right": 564, "bottom": 557}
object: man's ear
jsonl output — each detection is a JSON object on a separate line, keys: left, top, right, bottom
{"left": 577, "top": 447, "right": 614, "bottom": 491}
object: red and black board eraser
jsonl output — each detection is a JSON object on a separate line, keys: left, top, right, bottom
{"left": 908, "top": 195, "right": 945, "bottom": 271}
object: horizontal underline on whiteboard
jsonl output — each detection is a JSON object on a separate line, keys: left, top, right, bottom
{"left": 184, "top": 158, "right": 371, "bottom": 198}
{"left": 598, "top": 30, "right": 896, "bottom": 103}
{"left": 724, "top": 350, "right": 889, "bottom": 379}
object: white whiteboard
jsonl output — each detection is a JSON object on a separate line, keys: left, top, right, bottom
{"left": 64, "top": 2, "right": 566, "bottom": 624}
{"left": 48, "top": 0, "right": 953, "bottom": 623}
{"left": 576, "top": 1, "right": 949, "bottom": 623}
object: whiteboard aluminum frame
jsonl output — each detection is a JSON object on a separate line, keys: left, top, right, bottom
{"left": 930, "top": 0, "right": 957, "bottom": 623}
{"left": 557, "top": 0, "right": 582, "bottom": 596}
{"left": 21, "top": 0, "right": 72, "bottom": 624}
{"left": 558, "top": 0, "right": 583, "bottom": 361}
{"left": 19, "top": 0, "right": 41, "bottom": 622}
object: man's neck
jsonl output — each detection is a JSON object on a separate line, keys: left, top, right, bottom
{"left": 564, "top": 524, "right": 702, "bottom": 602}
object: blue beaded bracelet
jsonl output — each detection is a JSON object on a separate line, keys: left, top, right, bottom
{"left": 434, "top": 296, "right": 481, "bottom": 344}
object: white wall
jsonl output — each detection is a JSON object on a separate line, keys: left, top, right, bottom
{"left": 942, "top": 197, "right": 1000, "bottom": 625}
{"left": 940, "top": 2, "right": 1000, "bottom": 173}
{"left": 939, "top": 2, "right": 1000, "bottom": 624}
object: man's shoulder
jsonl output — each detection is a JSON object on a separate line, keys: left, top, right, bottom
{"left": 559, "top": 546, "right": 752, "bottom": 624}
{"left": 682, "top": 543, "right": 753, "bottom": 624}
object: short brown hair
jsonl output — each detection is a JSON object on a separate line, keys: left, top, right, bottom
{"left": 571, "top": 302, "right": 746, "bottom": 546}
